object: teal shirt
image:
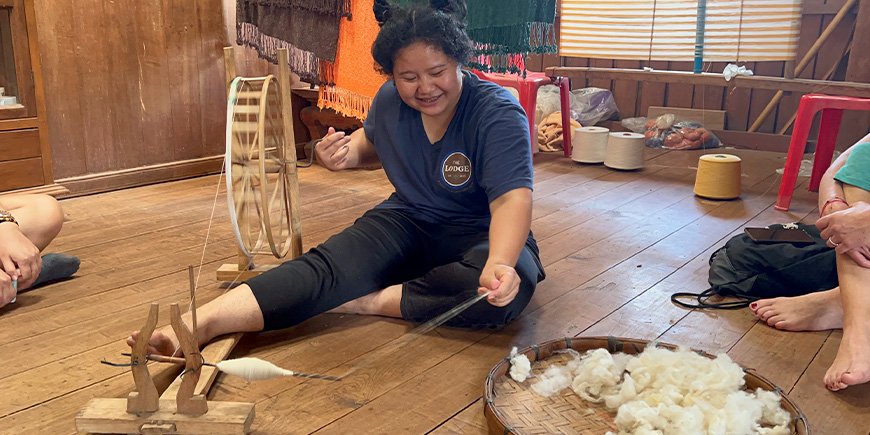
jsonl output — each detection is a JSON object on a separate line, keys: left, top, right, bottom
{"left": 835, "top": 141, "right": 870, "bottom": 192}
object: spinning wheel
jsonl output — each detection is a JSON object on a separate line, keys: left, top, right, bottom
{"left": 218, "top": 47, "right": 302, "bottom": 281}
{"left": 226, "top": 76, "right": 293, "bottom": 258}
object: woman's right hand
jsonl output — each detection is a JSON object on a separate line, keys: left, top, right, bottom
{"left": 0, "top": 269, "right": 14, "bottom": 308}
{"left": 817, "top": 201, "right": 870, "bottom": 268}
{"left": 315, "top": 127, "right": 354, "bottom": 171}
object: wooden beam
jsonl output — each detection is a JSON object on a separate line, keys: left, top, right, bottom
{"left": 845, "top": 0, "right": 870, "bottom": 83}
{"left": 55, "top": 155, "right": 224, "bottom": 198}
{"left": 840, "top": 0, "right": 870, "bottom": 149}
{"left": 546, "top": 67, "right": 870, "bottom": 98}
{"left": 161, "top": 333, "right": 244, "bottom": 399}
{"left": 803, "top": 0, "right": 854, "bottom": 15}
{"left": 216, "top": 264, "right": 278, "bottom": 282}
{"left": 747, "top": 0, "right": 857, "bottom": 132}
{"left": 711, "top": 130, "right": 811, "bottom": 153}
{"left": 75, "top": 398, "right": 254, "bottom": 435}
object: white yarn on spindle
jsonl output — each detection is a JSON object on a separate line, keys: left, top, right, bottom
{"left": 604, "top": 132, "right": 645, "bottom": 170}
{"left": 216, "top": 357, "right": 295, "bottom": 381}
{"left": 571, "top": 126, "right": 610, "bottom": 164}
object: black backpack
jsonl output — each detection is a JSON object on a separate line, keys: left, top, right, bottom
{"left": 671, "top": 223, "right": 838, "bottom": 309}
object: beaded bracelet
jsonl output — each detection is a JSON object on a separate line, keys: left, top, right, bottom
{"left": 820, "top": 197, "right": 848, "bottom": 217}
{"left": 0, "top": 209, "right": 18, "bottom": 226}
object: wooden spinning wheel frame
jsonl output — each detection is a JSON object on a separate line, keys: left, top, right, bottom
{"left": 219, "top": 47, "right": 302, "bottom": 281}
{"left": 226, "top": 76, "right": 293, "bottom": 258}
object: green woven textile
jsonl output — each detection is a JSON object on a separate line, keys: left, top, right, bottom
{"left": 391, "top": 0, "right": 557, "bottom": 74}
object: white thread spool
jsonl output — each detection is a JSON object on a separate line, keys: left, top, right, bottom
{"left": 604, "top": 132, "right": 645, "bottom": 170}
{"left": 571, "top": 126, "right": 610, "bottom": 163}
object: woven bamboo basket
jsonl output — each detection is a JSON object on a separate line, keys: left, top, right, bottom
{"left": 484, "top": 336, "right": 809, "bottom": 435}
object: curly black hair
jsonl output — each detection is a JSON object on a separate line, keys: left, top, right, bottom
{"left": 371, "top": 0, "right": 474, "bottom": 75}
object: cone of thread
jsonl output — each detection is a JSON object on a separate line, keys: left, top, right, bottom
{"left": 604, "top": 132, "right": 645, "bottom": 170}
{"left": 571, "top": 126, "right": 610, "bottom": 163}
{"left": 694, "top": 154, "right": 742, "bottom": 199}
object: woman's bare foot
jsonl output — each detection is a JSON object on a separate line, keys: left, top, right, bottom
{"left": 126, "top": 328, "right": 180, "bottom": 356}
{"left": 750, "top": 289, "right": 843, "bottom": 331}
{"left": 125, "top": 284, "right": 265, "bottom": 357}
{"left": 825, "top": 325, "right": 870, "bottom": 391}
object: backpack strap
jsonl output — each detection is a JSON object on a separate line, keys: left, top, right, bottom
{"left": 670, "top": 288, "right": 759, "bottom": 310}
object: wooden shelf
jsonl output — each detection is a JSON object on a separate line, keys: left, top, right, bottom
{"left": 546, "top": 67, "right": 870, "bottom": 98}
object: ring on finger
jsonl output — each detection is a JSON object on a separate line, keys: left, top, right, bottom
{"left": 828, "top": 237, "right": 839, "bottom": 247}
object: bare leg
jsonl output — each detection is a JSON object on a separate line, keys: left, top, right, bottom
{"left": 0, "top": 194, "right": 64, "bottom": 250}
{"left": 0, "top": 194, "right": 65, "bottom": 291}
{"left": 127, "top": 284, "right": 265, "bottom": 356}
{"left": 750, "top": 289, "right": 843, "bottom": 331}
{"left": 330, "top": 284, "right": 403, "bottom": 318}
{"left": 825, "top": 184, "right": 870, "bottom": 391}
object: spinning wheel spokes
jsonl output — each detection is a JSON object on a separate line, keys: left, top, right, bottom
{"left": 259, "top": 78, "right": 293, "bottom": 258}
{"left": 225, "top": 76, "right": 295, "bottom": 260}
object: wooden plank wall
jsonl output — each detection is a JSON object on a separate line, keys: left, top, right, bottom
{"left": 32, "top": 0, "right": 228, "bottom": 180}
{"left": 529, "top": 0, "right": 869, "bottom": 147}
{"left": 31, "top": 0, "right": 311, "bottom": 188}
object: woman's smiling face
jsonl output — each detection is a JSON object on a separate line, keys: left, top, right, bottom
{"left": 391, "top": 41, "right": 463, "bottom": 119}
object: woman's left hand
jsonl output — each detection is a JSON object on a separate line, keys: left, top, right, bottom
{"left": 478, "top": 262, "right": 521, "bottom": 307}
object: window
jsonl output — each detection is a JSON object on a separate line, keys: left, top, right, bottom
{"left": 559, "top": 0, "right": 802, "bottom": 62}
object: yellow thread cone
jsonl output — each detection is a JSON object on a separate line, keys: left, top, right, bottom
{"left": 694, "top": 154, "right": 742, "bottom": 199}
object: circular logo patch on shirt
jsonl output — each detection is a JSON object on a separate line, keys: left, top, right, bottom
{"left": 442, "top": 152, "right": 472, "bottom": 187}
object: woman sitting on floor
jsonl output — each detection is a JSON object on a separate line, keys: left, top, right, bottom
{"left": 129, "top": 0, "right": 545, "bottom": 356}
{"left": 0, "top": 194, "right": 80, "bottom": 308}
{"left": 751, "top": 132, "right": 870, "bottom": 391}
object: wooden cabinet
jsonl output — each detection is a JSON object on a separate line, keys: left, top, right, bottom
{"left": 0, "top": 0, "right": 63, "bottom": 195}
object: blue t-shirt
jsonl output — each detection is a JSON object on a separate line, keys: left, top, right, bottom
{"left": 835, "top": 141, "right": 870, "bottom": 192}
{"left": 363, "top": 71, "right": 532, "bottom": 228}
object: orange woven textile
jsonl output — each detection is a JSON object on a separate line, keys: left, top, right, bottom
{"left": 318, "top": 0, "right": 386, "bottom": 120}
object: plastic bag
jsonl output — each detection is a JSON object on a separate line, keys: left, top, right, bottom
{"left": 642, "top": 114, "right": 721, "bottom": 150}
{"left": 535, "top": 86, "right": 619, "bottom": 128}
{"left": 571, "top": 87, "right": 619, "bottom": 126}
{"left": 621, "top": 117, "right": 648, "bottom": 134}
{"left": 536, "top": 85, "right": 563, "bottom": 122}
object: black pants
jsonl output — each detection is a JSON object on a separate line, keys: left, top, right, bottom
{"left": 247, "top": 208, "right": 545, "bottom": 331}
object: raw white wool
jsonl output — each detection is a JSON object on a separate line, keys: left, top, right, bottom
{"left": 528, "top": 345, "right": 792, "bottom": 434}
{"left": 558, "top": 348, "right": 584, "bottom": 373}
{"left": 531, "top": 364, "right": 574, "bottom": 397}
{"left": 571, "top": 348, "right": 623, "bottom": 403}
{"left": 508, "top": 347, "right": 532, "bottom": 382}
{"left": 754, "top": 389, "right": 792, "bottom": 435}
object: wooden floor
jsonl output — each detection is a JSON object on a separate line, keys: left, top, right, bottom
{"left": 2, "top": 149, "right": 868, "bottom": 434}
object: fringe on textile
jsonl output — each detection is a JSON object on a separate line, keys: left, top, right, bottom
{"left": 529, "top": 22, "right": 558, "bottom": 53}
{"left": 241, "top": 0, "right": 352, "bottom": 17}
{"left": 318, "top": 85, "right": 373, "bottom": 121}
{"left": 468, "top": 51, "right": 526, "bottom": 75}
{"left": 468, "top": 23, "right": 557, "bottom": 56}
{"left": 466, "top": 23, "right": 557, "bottom": 75}
{"left": 237, "top": 22, "right": 322, "bottom": 84}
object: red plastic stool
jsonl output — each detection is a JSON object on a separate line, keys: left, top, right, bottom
{"left": 472, "top": 70, "right": 572, "bottom": 157}
{"left": 775, "top": 93, "right": 870, "bottom": 211}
